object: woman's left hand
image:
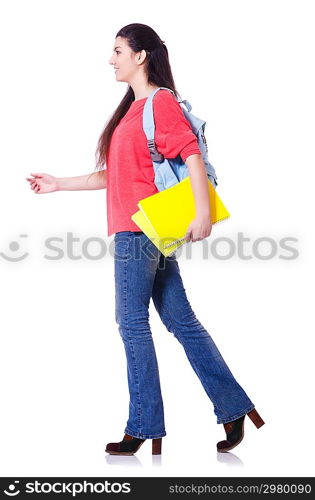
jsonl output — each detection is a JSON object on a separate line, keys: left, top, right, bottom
{"left": 185, "top": 214, "right": 212, "bottom": 242}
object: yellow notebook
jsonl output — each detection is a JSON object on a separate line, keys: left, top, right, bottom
{"left": 131, "top": 177, "right": 230, "bottom": 257}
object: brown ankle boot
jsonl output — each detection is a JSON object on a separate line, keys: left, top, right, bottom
{"left": 105, "top": 433, "right": 162, "bottom": 456}
{"left": 217, "top": 408, "right": 265, "bottom": 453}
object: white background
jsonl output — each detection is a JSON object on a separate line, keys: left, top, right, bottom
{"left": 0, "top": 0, "right": 314, "bottom": 478}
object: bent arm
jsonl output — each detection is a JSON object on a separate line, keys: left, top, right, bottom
{"left": 57, "top": 170, "right": 107, "bottom": 191}
{"left": 185, "top": 154, "right": 211, "bottom": 218}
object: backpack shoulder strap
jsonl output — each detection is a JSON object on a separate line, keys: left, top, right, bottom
{"left": 178, "top": 99, "right": 192, "bottom": 112}
{"left": 142, "top": 87, "right": 185, "bottom": 162}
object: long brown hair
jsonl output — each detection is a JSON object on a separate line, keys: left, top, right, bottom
{"left": 90, "top": 23, "right": 181, "bottom": 182}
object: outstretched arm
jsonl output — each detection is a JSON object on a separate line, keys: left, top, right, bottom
{"left": 57, "top": 171, "right": 107, "bottom": 191}
{"left": 26, "top": 170, "right": 106, "bottom": 193}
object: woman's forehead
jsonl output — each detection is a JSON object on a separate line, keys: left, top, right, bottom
{"left": 113, "top": 36, "right": 128, "bottom": 49}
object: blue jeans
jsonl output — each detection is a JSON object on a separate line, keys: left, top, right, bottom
{"left": 114, "top": 231, "right": 255, "bottom": 439}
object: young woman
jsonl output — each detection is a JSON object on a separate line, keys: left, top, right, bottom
{"left": 26, "top": 23, "right": 264, "bottom": 456}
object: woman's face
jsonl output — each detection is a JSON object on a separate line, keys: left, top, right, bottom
{"left": 108, "top": 36, "right": 145, "bottom": 83}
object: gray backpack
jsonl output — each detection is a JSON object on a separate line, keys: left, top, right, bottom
{"left": 142, "top": 86, "right": 218, "bottom": 191}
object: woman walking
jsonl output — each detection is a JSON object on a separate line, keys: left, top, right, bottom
{"left": 26, "top": 23, "right": 264, "bottom": 456}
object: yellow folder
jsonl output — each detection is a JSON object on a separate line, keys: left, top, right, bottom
{"left": 131, "top": 176, "right": 230, "bottom": 257}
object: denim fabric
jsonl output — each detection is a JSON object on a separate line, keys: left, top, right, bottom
{"left": 114, "top": 231, "right": 255, "bottom": 439}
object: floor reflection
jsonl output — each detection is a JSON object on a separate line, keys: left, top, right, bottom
{"left": 105, "top": 454, "right": 143, "bottom": 466}
{"left": 151, "top": 454, "right": 162, "bottom": 466}
{"left": 105, "top": 453, "right": 162, "bottom": 467}
{"left": 216, "top": 451, "right": 244, "bottom": 467}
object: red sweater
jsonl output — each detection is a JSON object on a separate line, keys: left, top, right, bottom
{"left": 106, "top": 89, "right": 201, "bottom": 236}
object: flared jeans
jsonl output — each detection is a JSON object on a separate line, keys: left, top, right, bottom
{"left": 114, "top": 231, "right": 255, "bottom": 439}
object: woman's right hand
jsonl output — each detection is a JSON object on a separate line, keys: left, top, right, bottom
{"left": 25, "top": 173, "right": 59, "bottom": 194}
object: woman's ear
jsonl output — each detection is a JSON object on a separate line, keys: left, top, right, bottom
{"left": 136, "top": 49, "right": 148, "bottom": 65}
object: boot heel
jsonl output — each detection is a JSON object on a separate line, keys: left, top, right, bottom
{"left": 247, "top": 408, "right": 265, "bottom": 428}
{"left": 152, "top": 438, "right": 162, "bottom": 455}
